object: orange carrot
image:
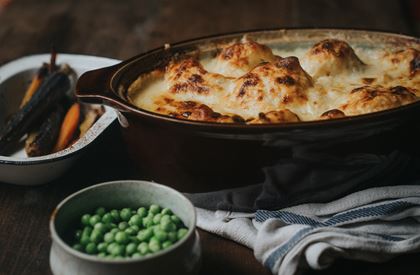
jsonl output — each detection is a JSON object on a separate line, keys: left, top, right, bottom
{"left": 20, "top": 63, "right": 49, "bottom": 108}
{"left": 54, "top": 103, "right": 81, "bottom": 152}
{"left": 20, "top": 74, "right": 43, "bottom": 108}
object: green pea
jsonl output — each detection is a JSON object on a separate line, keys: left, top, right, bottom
{"left": 110, "top": 228, "right": 119, "bottom": 234}
{"left": 137, "top": 207, "right": 147, "bottom": 218}
{"left": 142, "top": 217, "right": 154, "bottom": 228}
{"left": 160, "top": 214, "right": 171, "bottom": 224}
{"left": 83, "top": 226, "right": 93, "bottom": 235}
{"left": 95, "top": 207, "right": 106, "bottom": 217}
{"left": 81, "top": 214, "right": 91, "bottom": 226}
{"left": 137, "top": 228, "right": 153, "bottom": 242}
{"left": 110, "top": 244, "right": 124, "bottom": 256}
{"left": 80, "top": 234, "right": 90, "bottom": 246}
{"left": 177, "top": 228, "right": 188, "bottom": 240}
{"left": 125, "top": 227, "right": 136, "bottom": 236}
{"left": 132, "top": 252, "right": 142, "bottom": 258}
{"left": 90, "top": 229, "right": 103, "bottom": 243}
{"left": 171, "top": 215, "right": 182, "bottom": 226}
{"left": 107, "top": 243, "right": 117, "bottom": 254}
{"left": 128, "top": 214, "right": 142, "bottom": 227}
{"left": 89, "top": 215, "right": 102, "bottom": 227}
{"left": 162, "top": 240, "right": 173, "bottom": 249}
{"left": 149, "top": 204, "right": 161, "bottom": 215}
{"left": 160, "top": 220, "right": 177, "bottom": 232}
{"left": 120, "top": 208, "right": 132, "bottom": 222}
{"left": 85, "top": 243, "right": 97, "bottom": 254}
{"left": 153, "top": 214, "right": 162, "bottom": 224}
{"left": 97, "top": 242, "right": 107, "bottom": 253}
{"left": 72, "top": 243, "right": 83, "bottom": 251}
{"left": 101, "top": 213, "right": 113, "bottom": 224}
{"left": 80, "top": 227, "right": 93, "bottom": 246}
{"left": 168, "top": 232, "right": 177, "bottom": 243}
{"left": 148, "top": 237, "right": 161, "bottom": 253}
{"left": 110, "top": 209, "right": 120, "bottom": 222}
{"left": 130, "top": 225, "right": 140, "bottom": 233}
{"left": 161, "top": 208, "right": 172, "bottom": 215}
{"left": 94, "top": 222, "right": 107, "bottom": 234}
{"left": 118, "top": 222, "right": 129, "bottom": 230}
{"left": 72, "top": 205, "right": 183, "bottom": 258}
{"left": 137, "top": 242, "right": 149, "bottom": 255}
{"left": 154, "top": 229, "right": 168, "bottom": 242}
{"left": 125, "top": 243, "right": 137, "bottom": 256}
{"left": 104, "top": 232, "right": 115, "bottom": 243}
{"left": 115, "top": 231, "right": 129, "bottom": 244}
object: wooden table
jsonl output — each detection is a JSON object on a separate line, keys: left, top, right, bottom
{"left": 0, "top": 0, "right": 419, "bottom": 274}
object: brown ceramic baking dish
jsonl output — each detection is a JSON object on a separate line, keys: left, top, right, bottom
{"left": 76, "top": 29, "right": 420, "bottom": 196}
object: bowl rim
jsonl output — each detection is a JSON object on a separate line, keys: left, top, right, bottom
{"left": 0, "top": 54, "right": 119, "bottom": 165}
{"left": 106, "top": 28, "right": 420, "bottom": 130}
{"left": 49, "top": 180, "right": 197, "bottom": 263}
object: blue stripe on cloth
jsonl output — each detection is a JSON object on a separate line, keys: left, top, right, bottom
{"left": 263, "top": 227, "right": 313, "bottom": 270}
{"left": 361, "top": 232, "right": 404, "bottom": 242}
{"left": 259, "top": 200, "right": 417, "bottom": 271}
{"left": 323, "top": 200, "right": 417, "bottom": 226}
{"left": 256, "top": 210, "right": 321, "bottom": 226}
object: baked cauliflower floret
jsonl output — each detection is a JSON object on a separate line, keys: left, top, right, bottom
{"left": 213, "top": 38, "right": 276, "bottom": 78}
{"left": 249, "top": 110, "right": 300, "bottom": 124}
{"left": 167, "top": 57, "right": 219, "bottom": 95}
{"left": 165, "top": 56, "right": 234, "bottom": 105}
{"left": 228, "top": 56, "right": 313, "bottom": 116}
{"left": 382, "top": 48, "right": 419, "bottom": 78}
{"left": 301, "top": 39, "right": 365, "bottom": 78}
{"left": 340, "top": 85, "right": 418, "bottom": 116}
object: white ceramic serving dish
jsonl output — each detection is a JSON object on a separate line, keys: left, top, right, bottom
{"left": 0, "top": 54, "right": 120, "bottom": 185}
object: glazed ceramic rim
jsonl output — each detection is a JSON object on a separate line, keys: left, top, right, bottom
{"left": 0, "top": 54, "right": 119, "bottom": 165}
{"left": 49, "top": 180, "right": 197, "bottom": 263}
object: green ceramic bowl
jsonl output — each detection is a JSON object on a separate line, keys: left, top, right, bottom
{"left": 49, "top": 180, "right": 201, "bottom": 275}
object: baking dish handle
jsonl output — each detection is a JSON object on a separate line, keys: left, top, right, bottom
{"left": 76, "top": 64, "right": 130, "bottom": 112}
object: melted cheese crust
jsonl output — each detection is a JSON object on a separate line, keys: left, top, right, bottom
{"left": 128, "top": 38, "right": 420, "bottom": 124}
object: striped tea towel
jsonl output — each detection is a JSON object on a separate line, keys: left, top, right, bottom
{"left": 196, "top": 185, "right": 420, "bottom": 275}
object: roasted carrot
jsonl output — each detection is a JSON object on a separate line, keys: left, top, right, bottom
{"left": 20, "top": 47, "right": 56, "bottom": 108}
{"left": 25, "top": 106, "right": 65, "bottom": 157}
{"left": 19, "top": 64, "right": 48, "bottom": 108}
{"left": 0, "top": 69, "right": 71, "bottom": 155}
{"left": 53, "top": 102, "right": 81, "bottom": 152}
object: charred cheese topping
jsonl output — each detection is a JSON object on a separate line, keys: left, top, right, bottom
{"left": 210, "top": 39, "right": 276, "bottom": 78}
{"left": 128, "top": 37, "right": 420, "bottom": 124}
{"left": 301, "top": 39, "right": 365, "bottom": 78}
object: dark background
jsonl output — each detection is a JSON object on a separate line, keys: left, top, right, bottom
{"left": 0, "top": 0, "right": 419, "bottom": 275}
{"left": 0, "top": 0, "right": 419, "bottom": 65}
